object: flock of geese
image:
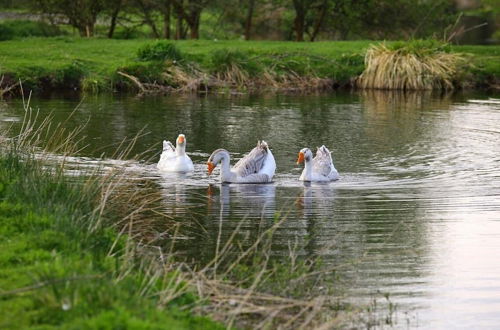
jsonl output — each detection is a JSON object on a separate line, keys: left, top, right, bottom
{"left": 157, "top": 134, "right": 339, "bottom": 183}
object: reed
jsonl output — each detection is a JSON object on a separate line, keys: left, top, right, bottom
{"left": 357, "top": 40, "right": 466, "bottom": 90}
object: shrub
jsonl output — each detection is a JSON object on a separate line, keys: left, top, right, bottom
{"left": 137, "top": 41, "right": 183, "bottom": 62}
{"left": 55, "top": 61, "right": 88, "bottom": 89}
{"left": 0, "top": 20, "right": 64, "bottom": 40}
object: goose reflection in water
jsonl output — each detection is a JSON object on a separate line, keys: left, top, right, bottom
{"left": 295, "top": 182, "right": 336, "bottom": 218}
{"left": 157, "top": 172, "right": 193, "bottom": 216}
{"left": 208, "top": 183, "right": 276, "bottom": 218}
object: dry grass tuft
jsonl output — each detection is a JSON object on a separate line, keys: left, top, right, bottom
{"left": 357, "top": 41, "right": 466, "bottom": 90}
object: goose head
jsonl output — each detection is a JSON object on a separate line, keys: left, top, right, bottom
{"left": 175, "top": 134, "right": 187, "bottom": 155}
{"left": 207, "top": 149, "right": 229, "bottom": 175}
{"left": 176, "top": 134, "right": 186, "bottom": 146}
{"left": 296, "top": 148, "right": 313, "bottom": 165}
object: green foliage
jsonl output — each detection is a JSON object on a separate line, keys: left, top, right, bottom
{"left": 0, "top": 145, "right": 223, "bottom": 329}
{"left": 137, "top": 41, "right": 183, "bottom": 62}
{"left": 327, "top": 0, "right": 458, "bottom": 40}
{"left": 0, "top": 38, "right": 497, "bottom": 93}
{"left": 388, "top": 39, "right": 452, "bottom": 56}
{"left": 0, "top": 20, "right": 64, "bottom": 40}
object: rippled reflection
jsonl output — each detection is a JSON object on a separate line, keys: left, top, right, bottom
{"left": 295, "top": 182, "right": 336, "bottom": 218}
{"left": 215, "top": 183, "right": 276, "bottom": 217}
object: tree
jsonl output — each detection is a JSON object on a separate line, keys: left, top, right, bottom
{"left": 171, "top": 0, "right": 209, "bottom": 39}
{"left": 244, "top": 0, "right": 256, "bottom": 40}
{"left": 309, "top": 0, "right": 328, "bottom": 41}
{"left": 35, "top": 0, "right": 104, "bottom": 37}
{"left": 159, "top": 0, "right": 172, "bottom": 39}
{"left": 291, "top": 0, "right": 310, "bottom": 41}
{"left": 135, "top": 0, "right": 161, "bottom": 38}
{"left": 107, "top": 0, "right": 123, "bottom": 38}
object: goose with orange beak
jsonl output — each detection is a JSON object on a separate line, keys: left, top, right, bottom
{"left": 296, "top": 146, "right": 339, "bottom": 182}
{"left": 207, "top": 141, "right": 276, "bottom": 183}
{"left": 157, "top": 134, "right": 194, "bottom": 173}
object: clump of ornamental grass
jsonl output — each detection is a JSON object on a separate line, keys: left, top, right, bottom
{"left": 357, "top": 40, "right": 466, "bottom": 90}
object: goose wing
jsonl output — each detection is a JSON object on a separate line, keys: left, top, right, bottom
{"left": 160, "top": 140, "right": 176, "bottom": 159}
{"left": 163, "top": 140, "right": 175, "bottom": 153}
{"left": 233, "top": 141, "right": 269, "bottom": 178}
{"left": 312, "top": 145, "right": 334, "bottom": 177}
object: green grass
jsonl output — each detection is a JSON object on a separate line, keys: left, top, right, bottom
{"left": 0, "top": 37, "right": 498, "bottom": 92}
{"left": 0, "top": 145, "right": 223, "bottom": 329}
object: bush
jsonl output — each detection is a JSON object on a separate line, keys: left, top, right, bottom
{"left": 0, "top": 20, "right": 64, "bottom": 40}
{"left": 137, "top": 41, "right": 183, "bottom": 62}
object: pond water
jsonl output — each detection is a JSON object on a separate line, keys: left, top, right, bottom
{"left": 2, "top": 90, "right": 500, "bottom": 328}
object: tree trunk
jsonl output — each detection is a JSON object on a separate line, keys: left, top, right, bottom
{"left": 188, "top": 11, "right": 200, "bottom": 39}
{"left": 294, "top": 13, "right": 305, "bottom": 41}
{"left": 174, "top": 0, "right": 184, "bottom": 39}
{"left": 244, "top": 0, "right": 255, "bottom": 40}
{"left": 189, "top": 20, "right": 199, "bottom": 39}
{"left": 292, "top": 0, "right": 305, "bottom": 41}
{"left": 82, "top": 23, "right": 94, "bottom": 37}
{"left": 108, "top": 0, "right": 122, "bottom": 38}
{"left": 163, "top": 0, "right": 171, "bottom": 39}
{"left": 78, "top": 20, "right": 94, "bottom": 37}
{"left": 310, "top": 0, "right": 327, "bottom": 42}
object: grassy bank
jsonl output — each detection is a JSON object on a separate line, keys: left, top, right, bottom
{"left": 0, "top": 129, "right": 224, "bottom": 328}
{"left": 0, "top": 38, "right": 498, "bottom": 94}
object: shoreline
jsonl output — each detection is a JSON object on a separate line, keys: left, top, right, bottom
{"left": 0, "top": 38, "right": 498, "bottom": 96}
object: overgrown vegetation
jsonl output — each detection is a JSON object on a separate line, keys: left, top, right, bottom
{"left": 0, "top": 112, "right": 223, "bottom": 328}
{"left": 0, "top": 38, "right": 498, "bottom": 95}
{"left": 357, "top": 40, "right": 467, "bottom": 90}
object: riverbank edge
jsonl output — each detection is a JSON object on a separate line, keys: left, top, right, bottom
{"left": 0, "top": 38, "right": 499, "bottom": 96}
{"left": 0, "top": 142, "right": 225, "bottom": 328}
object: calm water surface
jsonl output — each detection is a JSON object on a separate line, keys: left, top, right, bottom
{"left": 2, "top": 91, "right": 500, "bottom": 328}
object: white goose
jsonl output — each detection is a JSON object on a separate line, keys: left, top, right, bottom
{"left": 296, "top": 145, "right": 339, "bottom": 182}
{"left": 207, "top": 141, "right": 276, "bottom": 183}
{"left": 157, "top": 134, "right": 194, "bottom": 173}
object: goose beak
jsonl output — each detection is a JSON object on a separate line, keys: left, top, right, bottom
{"left": 207, "top": 162, "right": 215, "bottom": 175}
{"left": 177, "top": 135, "right": 185, "bottom": 144}
{"left": 296, "top": 151, "right": 305, "bottom": 165}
